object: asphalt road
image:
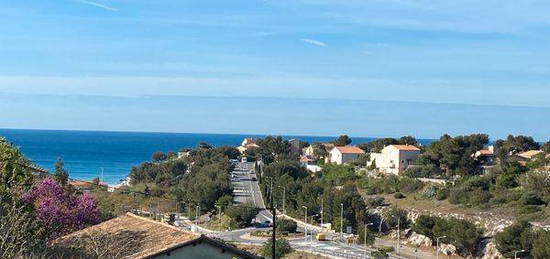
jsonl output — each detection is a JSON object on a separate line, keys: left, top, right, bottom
{"left": 231, "top": 162, "right": 274, "bottom": 223}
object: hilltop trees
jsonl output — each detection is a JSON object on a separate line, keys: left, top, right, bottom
{"left": 494, "top": 135, "right": 540, "bottom": 164}
{"left": 418, "top": 134, "right": 489, "bottom": 176}
{"left": 357, "top": 136, "right": 418, "bottom": 153}
{"left": 333, "top": 135, "right": 352, "bottom": 146}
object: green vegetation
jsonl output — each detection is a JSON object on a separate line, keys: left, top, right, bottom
{"left": 357, "top": 136, "right": 418, "bottom": 153}
{"left": 495, "top": 221, "right": 550, "bottom": 258}
{"left": 260, "top": 238, "right": 293, "bottom": 259}
{"left": 412, "top": 214, "right": 483, "bottom": 256}
{"left": 276, "top": 219, "right": 297, "bottom": 234}
{"left": 332, "top": 135, "right": 352, "bottom": 146}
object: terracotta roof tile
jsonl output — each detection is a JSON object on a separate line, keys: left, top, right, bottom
{"left": 56, "top": 213, "right": 199, "bottom": 259}
{"left": 335, "top": 146, "right": 365, "bottom": 154}
{"left": 390, "top": 145, "right": 421, "bottom": 151}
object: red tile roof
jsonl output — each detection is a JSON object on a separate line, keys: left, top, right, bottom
{"left": 478, "top": 149, "right": 494, "bottom": 156}
{"left": 390, "top": 145, "right": 421, "bottom": 151}
{"left": 518, "top": 150, "right": 544, "bottom": 159}
{"left": 335, "top": 146, "right": 365, "bottom": 154}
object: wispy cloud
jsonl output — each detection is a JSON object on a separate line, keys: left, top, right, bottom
{"left": 79, "top": 0, "right": 117, "bottom": 11}
{"left": 299, "top": 38, "right": 327, "bottom": 47}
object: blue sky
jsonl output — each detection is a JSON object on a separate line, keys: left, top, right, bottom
{"left": 1, "top": 0, "right": 550, "bottom": 140}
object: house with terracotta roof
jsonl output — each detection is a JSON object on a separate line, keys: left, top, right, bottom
{"left": 237, "top": 137, "right": 259, "bottom": 153}
{"left": 517, "top": 150, "right": 545, "bottom": 160}
{"left": 473, "top": 146, "right": 495, "bottom": 166}
{"left": 55, "top": 213, "right": 260, "bottom": 259}
{"left": 326, "top": 146, "right": 365, "bottom": 164}
{"left": 368, "top": 145, "right": 421, "bottom": 175}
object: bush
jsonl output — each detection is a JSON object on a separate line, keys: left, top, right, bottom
{"left": 412, "top": 214, "right": 483, "bottom": 257}
{"left": 276, "top": 219, "right": 297, "bottom": 234}
{"left": 495, "top": 221, "right": 535, "bottom": 258}
{"left": 435, "top": 188, "right": 448, "bottom": 200}
{"left": 366, "top": 197, "right": 385, "bottom": 207}
{"left": 434, "top": 217, "right": 483, "bottom": 256}
{"left": 225, "top": 206, "right": 259, "bottom": 228}
{"left": 260, "top": 239, "right": 293, "bottom": 259}
{"left": 519, "top": 192, "right": 545, "bottom": 206}
{"left": 518, "top": 205, "right": 542, "bottom": 215}
{"left": 383, "top": 207, "right": 410, "bottom": 230}
{"left": 398, "top": 177, "right": 424, "bottom": 193}
{"left": 393, "top": 192, "right": 405, "bottom": 199}
{"left": 356, "top": 223, "right": 376, "bottom": 245}
{"left": 412, "top": 215, "right": 436, "bottom": 240}
{"left": 533, "top": 230, "right": 550, "bottom": 258}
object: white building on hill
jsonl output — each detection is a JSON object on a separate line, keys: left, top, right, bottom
{"left": 326, "top": 146, "right": 365, "bottom": 164}
{"left": 368, "top": 145, "right": 421, "bottom": 175}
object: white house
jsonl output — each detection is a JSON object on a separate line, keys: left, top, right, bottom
{"left": 368, "top": 145, "right": 421, "bottom": 175}
{"left": 326, "top": 146, "right": 365, "bottom": 164}
{"left": 237, "top": 137, "right": 259, "bottom": 153}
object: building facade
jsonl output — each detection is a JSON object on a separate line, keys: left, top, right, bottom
{"left": 326, "top": 146, "right": 365, "bottom": 164}
{"left": 368, "top": 145, "right": 420, "bottom": 175}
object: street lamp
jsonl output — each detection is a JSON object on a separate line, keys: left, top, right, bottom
{"left": 391, "top": 215, "right": 401, "bottom": 255}
{"left": 340, "top": 203, "right": 344, "bottom": 240}
{"left": 436, "top": 236, "right": 447, "bottom": 259}
{"left": 215, "top": 205, "right": 221, "bottom": 231}
{"left": 278, "top": 186, "right": 286, "bottom": 214}
{"left": 195, "top": 205, "right": 200, "bottom": 225}
{"left": 364, "top": 222, "right": 374, "bottom": 258}
{"left": 302, "top": 206, "right": 308, "bottom": 241}
{"left": 514, "top": 249, "right": 526, "bottom": 259}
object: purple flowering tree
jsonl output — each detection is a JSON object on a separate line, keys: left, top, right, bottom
{"left": 23, "top": 177, "right": 101, "bottom": 238}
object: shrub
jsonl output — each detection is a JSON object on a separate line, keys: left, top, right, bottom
{"left": 518, "top": 205, "right": 542, "bottom": 215}
{"left": 412, "top": 214, "right": 483, "bottom": 257}
{"left": 260, "top": 238, "right": 293, "bottom": 259}
{"left": 519, "top": 192, "right": 545, "bottom": 206}
{"left": 398, "top": 177, "right": 424, "bottom": 193}
{"left": 383, "top": 207, "right": 410, "bottom": 230}
{"left": 495, "top": 221, "right": 535, "bottom": 258}
{"left": 225, "top": 205, "right": 259, "bottom": 228}
{"left": 356, "top": 223, "right": 376, "bottom": 245}
{"left": 393, "top": 192, "right": 405, "bottom": 199}
{"left": 366, "top": 197, "right": 385, "bottom": 207}
{"left": 533, "top": 230, "right": 550, "bottom": 258}
{"left": 435, "top": 188, "right": 448, "bottom": 200}
{"left": 412, "top": 215, "right": 436, "bottom": 239}
{"left": 276, "top": 219, "right": 297, "bottom": 234}
{"left": 23, "top": 178, "right": 102, "bottom": 238}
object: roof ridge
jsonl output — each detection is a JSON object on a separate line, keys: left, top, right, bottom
{"left": 126, "top": 212, "right": 195, "bottom": 234}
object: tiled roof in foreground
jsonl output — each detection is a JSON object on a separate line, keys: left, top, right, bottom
{"left": 56, "top": 213, "right": 260, "bottom": 259}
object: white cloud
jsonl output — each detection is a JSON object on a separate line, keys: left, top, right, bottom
{"left": 79, "top": 0, "right": 117, "bottom": 11}
{"left": 299, "top": 38, "right": 327, "bottom": 47}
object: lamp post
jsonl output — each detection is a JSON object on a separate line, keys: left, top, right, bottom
{"left": 391, "top": 215, "right": 401, "bottom": 255}
{"left": 302, "top": 206, "right": 308, "bottom": 241}
{"left": 195, "top": 205, "right": 200, "bottom": 225}
{"left": 364, "top": 222, "right": 374, "bottom": 258}
{"left": 320, "top": 198, "right": 324, "bottom": 228}
{"left": 215, "top": 205, "right": 221, "bottom": 231}
{"left": 279, "top": 186, "right": 286, "bottom": 214}
{"left": 436, "top": 236, "right": 447, "bottom": 259}
{"left": 340, "top": 203, "right": 344, "bottom": 241}
{"left": 514, "top": 249, "right": 526, "bottom": 259}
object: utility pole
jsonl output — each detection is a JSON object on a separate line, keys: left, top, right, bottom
{"left": 269, "top": 178, "right": 276, "bottom": 259}
{"left": 320, "top": 198, "right": 324, "bottom": 228}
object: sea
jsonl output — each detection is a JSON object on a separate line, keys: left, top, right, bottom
{"left": 0, "top": 129, "right": 433, "bottom": 184}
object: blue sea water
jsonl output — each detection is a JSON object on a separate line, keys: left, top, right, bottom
{"left": 0, "top": 129, "right": 433, "bottom": 184}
